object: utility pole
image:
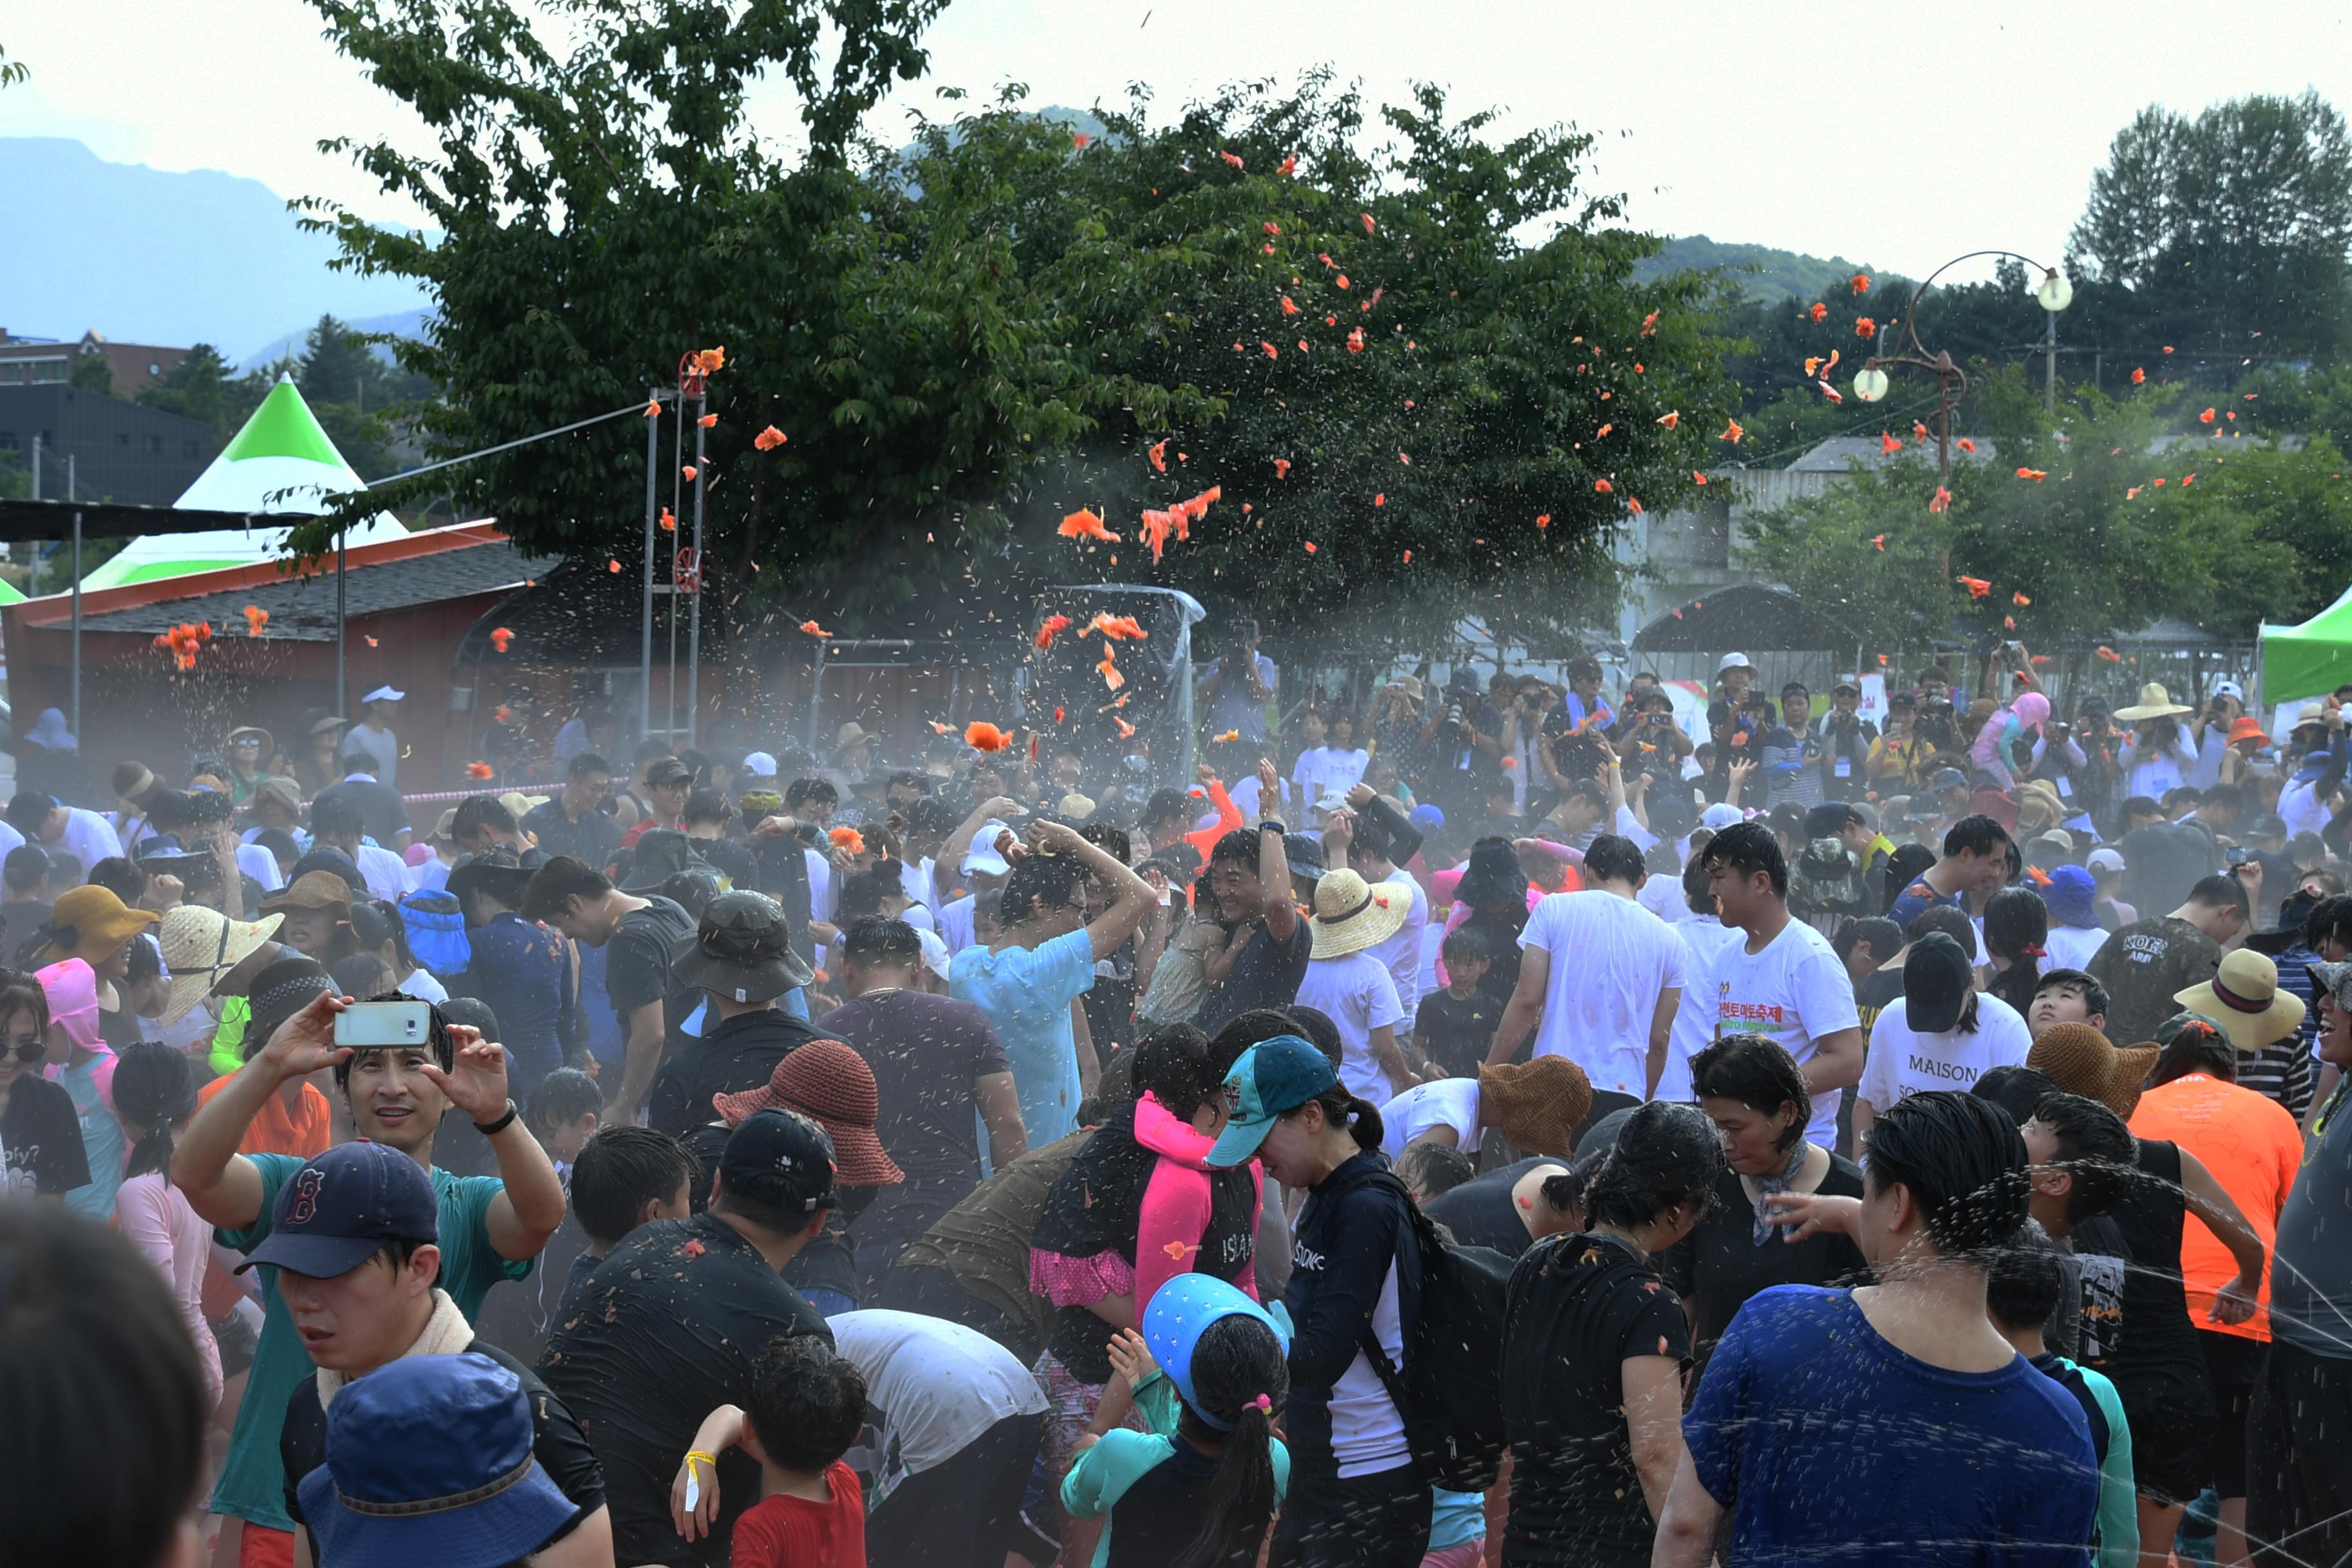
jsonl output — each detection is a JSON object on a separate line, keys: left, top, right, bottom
{"left": 2044, "top": 309, "right": 2057, "bottom": 412}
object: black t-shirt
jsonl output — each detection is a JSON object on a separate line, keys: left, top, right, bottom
{"left": 1422, "top": 1156, "right": 1550, "bottom": 1257}
{"left": 2085, "top": 917, "right": 2222, "bottom": 1052}
{"left": 1102, "top": 1436, "right": 1250, "bottom": 1568}
{"left": 819, "top": 990, "right": 1011, "bottom": 1259}
{"left": 647, "top": 1008, "right": 821, "bottom": 1137}
{"left": 1461, "top": 906, "right": 1531, "bottom": 1009}
{"left": 1852, "top": 965, "right": 1907, "bottom": 1037}
{"left": 602, "top": 895, "right": 697, "bottom": 1046}
{"left": 538, "top": 1213, "right": 832, "bottom": 1567}
{"left": 1199, "top": 914, "right": 1312, "bottom": 1034}
{"left": 522, "top": 800, "right": 625, "bottom": 872}
{"left": 2084, "top": 1139, "right": 2212, "bottom": 1419}
{"left": 1501, "top": 1231, "right": 1693, "bottom": 1567}
{"left": 282, "top": 1337, "right": 604, "bottom": 1554}
{"left": 1414, "top": 988, "right": 1502, "bottom": 1079}
{"left": 0, "top": 1076, "right": 88, "bottom": 1197}
{"left": 1657, "top": 1157, "right": 1870, "bottom": 1372}
{"left": 678, "top": 1121, "right": 866, "bottom": 1307}
{"left": 316, "top": 778, "right": 413, "bottom": 847}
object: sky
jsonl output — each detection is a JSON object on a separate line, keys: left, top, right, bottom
{"left": 5, "top": 0, "right": 2352, "bottom": 284}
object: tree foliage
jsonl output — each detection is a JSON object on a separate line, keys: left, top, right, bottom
{"left": 2070, "top": 92, "right": 2352, "bottom": 358}
{"left": 1743, "top": 368, "right": 2315, "bottom": 661}
{"left": 293, "top": 0, "right": 1734, "bottom": 648}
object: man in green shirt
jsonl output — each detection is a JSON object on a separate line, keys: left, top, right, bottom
{"left": 175, "top": 988, "right": 567, "bottom": 1562}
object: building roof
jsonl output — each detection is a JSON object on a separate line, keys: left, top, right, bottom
{"left": 55, "top": 535, "right": 558, "bottom": 642}
{"left": 1785, "top": 434, "right": 2000, "bottom": 474}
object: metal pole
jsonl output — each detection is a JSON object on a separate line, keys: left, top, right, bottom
{"left": 336, "top": 527, "right": 348, "bottom": 720}
{"left": 641, "top": 388, "right": 658, "bottom": 740}
{"left": 28, "top": 434, "right": 38, "bottom": 502}
{"left": 66, "top": 454, "right": 75, "bottom": 503}
{"left": 687, "top": 389, "right": 707, "bottom": 749}
{"left": 667, "top": 406, "right": 681, "bottom": 742}
{"left": 2044, "top": 310, "right": 2057, "bottom": 412}
{"left": 70, "top": 510, "right": 81, "bottom": 743}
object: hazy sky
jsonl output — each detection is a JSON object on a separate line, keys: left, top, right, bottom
{"left": 6, "top": 0, "right": 2351, "bottom": 282}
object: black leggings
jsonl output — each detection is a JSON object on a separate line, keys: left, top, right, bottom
{"left": 1269, "top": 1463, "right": 1433, "bottom": 1568}
{"left": 865, "top": 1411, "right": 1046, "bottom": 1568}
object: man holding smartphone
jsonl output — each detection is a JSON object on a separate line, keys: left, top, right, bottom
{"left": 174, "top": 990, "right": 567, "bottom": 1568}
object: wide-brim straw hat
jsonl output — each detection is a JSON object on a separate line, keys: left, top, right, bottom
{"left": 226, "top": 725, "right": 275, "bottom": 757}
{"left": 1477, "top": 1057, "right": 1594, "bottom": 1158}
{"left": 37, "top": 885, "right": 161, "bottom": 965}
{"left": 2113, "top": 682, "right": 2192, "bottom": 721}
{"left": 1308, "top": 869, "right": 1411, "bottom": 959}
{"left": 157, "top": 906, "right": 284, "bottom": 1025}
{"left": 2028, "top": 1023, "right": 2159, "bottom": 1120}
{"left": 2173, "top": 948, "right": 2306, "bottom": 1052}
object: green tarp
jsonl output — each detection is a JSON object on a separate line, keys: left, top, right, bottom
{"left": 2260, "top": 583, "right": 2352, "bottom": 706}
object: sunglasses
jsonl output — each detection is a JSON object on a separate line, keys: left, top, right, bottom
{"left": 1, "top": 1035, "right": 46, "bottom": 1064}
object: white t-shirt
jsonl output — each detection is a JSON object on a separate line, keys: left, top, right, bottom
{"left": 2043, "top": 923, "right": 2108, "bottom": 973}
{"left": 1369, "top": 868, "right": 1430, "bottom": 1028}
{"left": 1293, "top": 950, "right": 1407, "bottom": 1102}
{"left": 1225, "top": 772, "right": 1292, "bottom": 822}
{"left": 828, "top": 1309, "right": 1047, "bottom": 1507}
{"left": 1294, "top": 747, "right": 1369, "bottom": 804}
{"left": 935, "top": 894, "right": 976, "bottom": 956}
{"left": 1517, "top": 890, "right": 1687, "bottom": 1100}
{"left": 2282, "top": 774, "right": 2333, "bottom": 841}
{"left": 1378, "top": 1078, "right": 1481, "bottom": 1159}
{"left": 805, "top": 847, "right": 834, "bottom": 923}
{"left": 1638, "top": 869, "right": 1690, "bottom": 925}
{"left": 1859, "top": 992, "right": 2033, "bottom": 1110}
{"left": 1417, "top": 920, "right": 1446, "bottom": 1002}
{"left": 354, "top": 842, "right": 414, "bottom": 903}
{"left": 48, "top": 808, "right": 124, "bottom": 887}
{"left": 1665, "top": 917, "right": 1743, "bottom": 1102}
{"left": 1706, "top": 917, "right": 1863, "bottom": 1142}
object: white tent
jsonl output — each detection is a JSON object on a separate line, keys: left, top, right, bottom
{"left": 83, "top": 375, "right": 406, "bottom": 589}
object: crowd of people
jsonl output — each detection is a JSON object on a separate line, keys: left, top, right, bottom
{"left": 7, "top": 640, "right": 2352, "bottom": 1568}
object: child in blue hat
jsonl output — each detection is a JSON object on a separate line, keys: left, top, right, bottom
{"left": 1061, "top": 1273, "right": 1291, "bottom": 1568}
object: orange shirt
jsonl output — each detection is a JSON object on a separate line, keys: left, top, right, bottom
{"left": 2129, "top": 1072, "right": 2302, "bottom": 1341}
{"left": 195, "top": 1072, "right": 335, "bottom": 1161}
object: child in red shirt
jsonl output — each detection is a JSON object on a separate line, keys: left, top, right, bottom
{"left": 671, "top": 1336, "right": 868, "bottom": 1568}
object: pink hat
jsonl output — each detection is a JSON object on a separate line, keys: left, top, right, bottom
{"left": 403, "top": 843, "right": 434, "bottom": 868}
{"left": 2014, "top": 691, "right": 2050, "bottom": 732}
{"left": 34, "top": 957, "right": 100, "bottom": 1054}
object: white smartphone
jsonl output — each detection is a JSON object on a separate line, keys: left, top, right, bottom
{"left": 334, "top": 999, "right": 433, "bottom": 1051}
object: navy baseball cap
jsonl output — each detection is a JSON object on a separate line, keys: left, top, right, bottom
{"left": 720, "top": 1109, "right": 838, "bottom": 1215}
{"left": 1208, "top": 1035, "right": 1339, "bottom": 1168}
{"left": 299, "top": 1353, "right": 577, "bottom": 1568}
{"left": 237, "top": 1142, "right": 439, "bottom": 1279}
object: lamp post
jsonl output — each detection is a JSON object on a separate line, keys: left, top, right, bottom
{"left": 1852, "top": 251, "right": 2073, "bottom": 482}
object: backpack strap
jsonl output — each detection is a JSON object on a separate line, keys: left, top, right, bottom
{"left": 1349, "top": 1167, "right": 1427, "bottom": 1411}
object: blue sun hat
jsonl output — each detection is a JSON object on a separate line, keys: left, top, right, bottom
{"left": 1206, "top": 1034, "right": 1337, "bottom": 1168}
{"left": 297, "top": 1353, "right": 578, "bottom": 1568}
{"left": 1143, "top": 1273, "right": 1292, "bottom": 1429}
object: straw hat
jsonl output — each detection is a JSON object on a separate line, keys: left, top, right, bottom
{"left": 2014, "top": 779, "right": 2064, "bottom": 834}
{"left": 2173, "top": 948, "right": 2306, "bottom": 1052}
{"left": 226, "top": 725, "right": 275, "bottom": 757}
{"left": 1476, "top": 1057, "right": 1594, "bottom": 1158}
{"left": 2028, "top": 1023, "right": 2159, "bottom": 1120}
{"left": 156, "top": 905, "right": 284, "bottom": 1025}
{"left": 2113, "top": 682, "right": 2193, "bottom": 721}
{"left": 36, "top": 885, "right": 161, "bottom": 965}
{"left": 1308, "top": 869, "right": 1410, "bottom": 959}
{"left": 712, "top": 1040, "right": 903, "bottom": 1188}
{"left": 261, "top": 870, "right": 355, "bottom": 920}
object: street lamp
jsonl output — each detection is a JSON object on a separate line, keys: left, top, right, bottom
{"left": 1851, "top": 251, "right": 2072, "bottom": 480}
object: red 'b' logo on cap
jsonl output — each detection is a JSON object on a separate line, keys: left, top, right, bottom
{"left": 288, "top": 1169, "right": 324, "bottom": 1225}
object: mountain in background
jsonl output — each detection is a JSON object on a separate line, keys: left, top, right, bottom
{"left": 239, "top": 309, "right": 433, "bottom": 373}
{"left": 0, "top": 138, "right": 429, "bottom": 360}
{"left": 1634, "top": 233, "right": 1886, "bottom": 304}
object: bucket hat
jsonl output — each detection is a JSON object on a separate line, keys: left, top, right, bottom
{"left": 1476, "top": 1057, "right": 1594, "bottom": 1158}
{"left": 712, "top": 1039, "right": 901, "bottom": 1187}
{"left": 673, "top": 889, "right": 815, "bottom": 1002}
{"left": 618, "top": 828, "right": 712, "bottom": 894}
{"left": 1452, "top": 840, "right": 1528, "bottom": 910}
{"left": 2028, "top": 1023, "right": 2159, "bottom": 1120}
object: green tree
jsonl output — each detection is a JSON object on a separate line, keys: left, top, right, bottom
{"left": 2070, "top": 92, "right": 2352, "bottom": 358}
{"left": 137, "top": 344, "right": 269, "bottom": 440}
{"left": 67, "top": 353, "right": 113, "bottom": 396}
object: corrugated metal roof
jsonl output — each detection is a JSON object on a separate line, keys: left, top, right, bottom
{"left": 55, "top": 540, "right": 561, "bottom": 641}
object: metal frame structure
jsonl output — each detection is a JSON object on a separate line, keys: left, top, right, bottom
{"left": 1859, "top": 250, "right": 2069, "bottom": 482}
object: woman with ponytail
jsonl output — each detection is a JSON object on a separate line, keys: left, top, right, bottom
{"left": 1207, "top": 1034, "right": 1430, "bottom": 1568}
{"left": 1501, "top": 1101, "right": 1722, "bottom": 1567}
{"left": 109, "top": 1041, "right": 221, "bottom": 1408}
{"left": 1981, "top": 885, "right": 2050, "bottom": 1019}
{"left": 1062, "top": 1273, "right": 1291, "bottom": 1568}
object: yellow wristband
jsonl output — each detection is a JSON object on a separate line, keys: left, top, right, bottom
{"left": 685, "top": 1450, "right": 718, "bottom": 1473}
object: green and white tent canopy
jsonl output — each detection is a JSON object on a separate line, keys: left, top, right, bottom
{"left": 83, "top": 376, "right": 407, "bottom": 589}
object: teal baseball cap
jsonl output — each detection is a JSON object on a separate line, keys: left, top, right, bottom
{"left": 1207, "top": 1035, "right": 1338, "bottom": 1168}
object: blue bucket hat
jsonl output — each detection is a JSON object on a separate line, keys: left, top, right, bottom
{"left": 298, "top": 1353, "right": 579, "bottom": 1568}
{"left": 2044, "top": 864, "right": 2099, "bottom": 929}
{"left": 1143, "top": 1273, "right": 1293, "bottom": 1429}
{"left": 1207, "top": 1035, "right": 1338, "bottom": 1168}
{"left": 398, "top": 891, "right": 471, "bottom": 975}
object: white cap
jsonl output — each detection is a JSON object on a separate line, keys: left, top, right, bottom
{"left": 2212, "top": 680, "right": 2244, "bottom": 700}
{"left": 741, "top": 750, "right": 779, "bottom": 778}
{"left": 1315, "top": 788, "right": 1349, "bottom": 813}
{"left": 961, "top": 820, "right": 1014, "bottom": 878}
{"left": 362, "top": 685, "right": 406, "bottom": 703}
{"left": 1700, "top": 801, "right": 1745, "bottom": 830}
{"left": 1717, "top": 652, "right": 1752, "bottom": 673}
{"left": 916, "top": 926, "right": 952, "bottom": 980}
{"left": 2086, "top": 847, "right": 2126, "bottom": 872}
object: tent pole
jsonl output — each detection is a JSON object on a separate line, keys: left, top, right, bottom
{"left": 687, "top": 388, "right": 707, "bottom": 749}
{"left": 642, "top": 387, "right": 658, "bottom": 740}
{"left": 70, "top": 511, "right": 81, "bottom": 744}
{"left": 336, "top": 527, "right": 348, "bottom": 720}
